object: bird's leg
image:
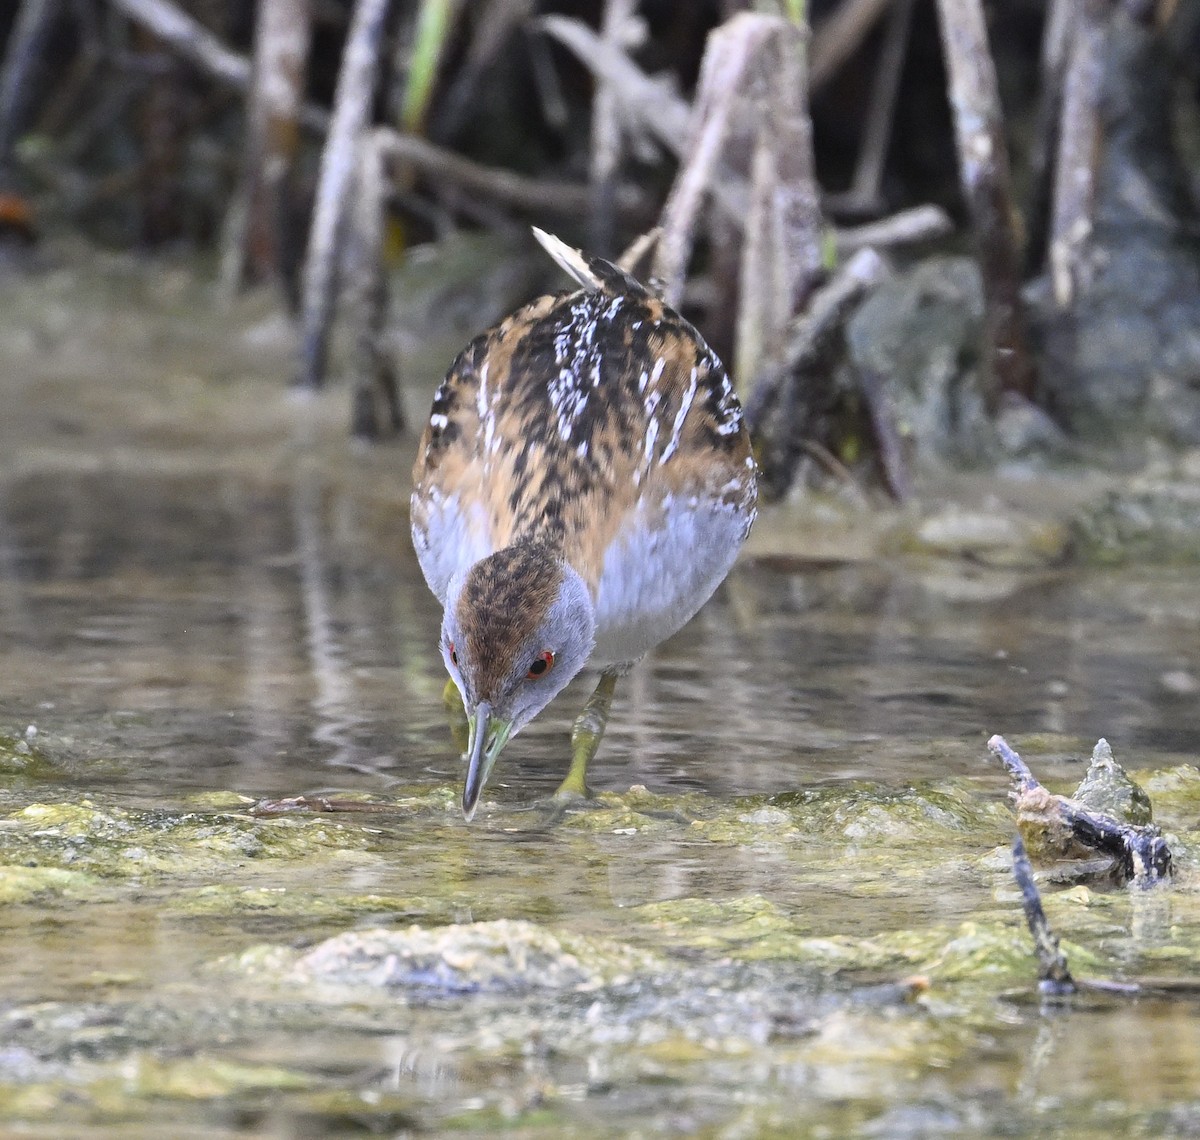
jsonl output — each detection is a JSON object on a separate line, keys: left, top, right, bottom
{"left": 443, "top": 677, "right": 470, "bottom": 754}
{"left": 557, "top": 669, "right": 619, "bottom": 801}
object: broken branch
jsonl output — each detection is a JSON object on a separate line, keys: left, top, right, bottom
{"left": 934, "top": 0, "right": 1038, "bottom": 408}
{"left": 988, "top": 734, "right": 1172, "bottom": 887}
{"left": 1011, "top": 834, "right": 1077, "bottom": 995}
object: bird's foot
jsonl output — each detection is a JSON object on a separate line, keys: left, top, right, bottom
{"left": 548, "top": 668, "right": 618, "bottom": 818}
{"left": 554, "top": 768, "right": 591, "bottom": 801}
{"left": 527, "top": 786, "right": 694, "bottom": 828}
{"left": 523, "top": 781, "right": 604, "bottom": 826}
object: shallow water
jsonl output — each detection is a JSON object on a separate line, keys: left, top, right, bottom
{"left": 2, "top": 248, "right": 1200, "bottom": 1137}
{"left": 3, "top": 466, "right": 1200, "bottom": 800}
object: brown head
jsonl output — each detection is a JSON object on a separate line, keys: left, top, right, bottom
{"left": 440, "top": 539, "right": 596, "bottom": 818}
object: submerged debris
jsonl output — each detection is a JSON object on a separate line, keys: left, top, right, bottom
{"left": 1073, "top": 738, "right": 1154, "bottom": 825}
{"left": 987, "top": 734, "right": 1171, "bottom": 886}
{"left": 247, "top": 794, "right": 399, "bottom": 816}
{"left": 1010, "top": 834, "right": 1076, "bottom": 996}
{"left": 230, "top": 920, "right": 664, "bottom": 995}
{"left": 1010, "top": 831, "right": 1200, "bottom": 1003}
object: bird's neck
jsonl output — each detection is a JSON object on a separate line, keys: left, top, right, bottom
{"left": 500, "top": 533, "right": 595, "bottom": 599}
{"left": 455, "top": 537, "right": 578, "bottom": 638}
{"left": 496, "top": 534, "right": 567, "bottom": 575}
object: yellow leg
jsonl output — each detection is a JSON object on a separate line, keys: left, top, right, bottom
{"left": 443, "top": 677, "right": 469, "bottom": 754}
{"left": 556, "top": 669, "right": 619, "bottom": 801}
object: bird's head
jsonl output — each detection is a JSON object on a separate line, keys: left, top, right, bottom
{"left": 441, "top": 541, "right": 595, "bottom": 819}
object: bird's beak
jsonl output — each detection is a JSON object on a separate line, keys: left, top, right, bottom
{"left": 461, "top": 701, "right": 512, "bottom": 820}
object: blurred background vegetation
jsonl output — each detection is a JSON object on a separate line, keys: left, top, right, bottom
{"left": 1, "top": 0, "right": 1199, "bottom": 495}
{"left": 0, "top": 1, "right": 1040, "bottom": 253}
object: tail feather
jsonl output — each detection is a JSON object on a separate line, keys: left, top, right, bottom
{"left": 532, "top": 227, "right": 601, "bottom": 290}
{"left": 532, "top": 226, "right": 645, "bottom": 297}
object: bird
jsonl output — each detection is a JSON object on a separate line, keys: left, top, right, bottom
{"left": 410, "top": 227, "right": 758, "bottom": 819}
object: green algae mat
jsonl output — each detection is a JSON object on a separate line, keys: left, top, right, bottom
{"left": 5, "top": 723, "right": 1200, "bottom": 1137}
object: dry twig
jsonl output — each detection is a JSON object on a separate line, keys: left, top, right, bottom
{"left": 934, "top": 0, "right": 1038, "bottom": 408}
{"left": 537, "top": 14, "right": 691, "bottom": 160}
{"left": 376, "top": 129, "right": 646, "bottom": 218}
{"left": 857, "top": 364, "right": 911, "bottom": 501}
{"left": 809, "top": 0, "right": 893, "bottom": 92}
{"left": 346, "top": 129, "right": 404, "bottom": 439}
{"left": 643, "top": 11, "right": 824, "bottom": 401}
{"left": 1049, "top": 0, "right": 1108, "bottom": 306}
{"left": 746, "top": 247, "right": 889, "bottom": 497}
{"left": 745, "top": 246, "right": 885, "bottom": 436}
{"left": 1011, "top": 834, "right": 1077, "bottom": 995}
{"left": 988, "top": 734, "right": 1172, "bottom": 887}
{"left": 221, "top": 0, "right": 312, "bottom": 296}
{"left": 110, "top": 0, "right": 250, "bottom": 89}
{"left": 296, "top": 0, "right": 392, "bottom": 392}
{"left": 825, "top": 0, "right": 916, "bottom": 218}
{"left": 588, "top": 0, "right": 639, "bottom": 255}
{"left": 1012, "top": 828, "right": 1200, "bottom": 1000}
{"left": 833, "top": 204, "right": 954, "bottom": 255}
{"left": 747, "top": 245, "right": 889, "bottom": 428}
{"left": 1025, "top": 0, "right": 1075, "bottom": 273}
{"left": 0, "top": 0, "right": 58, "bottom": 169}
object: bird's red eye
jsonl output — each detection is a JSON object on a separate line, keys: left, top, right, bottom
{"left": 448, "top": 642, "right": 458, "bottom": 667}
{"left": 527, "top": 651, "right": 555, "bottom": 679}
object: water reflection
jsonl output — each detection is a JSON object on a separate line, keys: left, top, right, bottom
{"left": 0, "top": 468, "right": 1197, "bottom": 803}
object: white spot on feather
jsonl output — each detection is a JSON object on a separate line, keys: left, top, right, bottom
{"left": 642, "top": 413, "right": 660, "bottom": 467}
{"left": 476, "top": 361, "right": 489, "bottom": 419}
{"left": 660, "top": 367, "right": 697, "bottom": 463}
{"left": 549, "top": 366, "right": 589, "bottom": 442}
